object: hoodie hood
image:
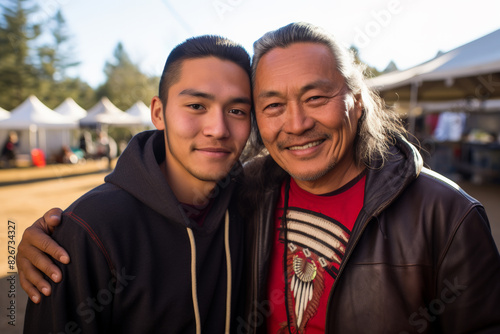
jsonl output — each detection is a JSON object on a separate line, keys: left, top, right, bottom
{"left": 105, "top": 130, "right": 239, "bottom": 231}
{"left": 362, "top": 135, "right": 424, "bottom": 218}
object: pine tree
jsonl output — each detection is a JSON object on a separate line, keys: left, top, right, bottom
{"left": 38, "top": 9, "right": 79, "bottom": 82}
{"left": 97, "top": 42, "right": 158, "bottom": 111}
{"left": 0, "top": 0, "right": 40, "bottom": 109}
{"left": 350, "top": 45, "right": 381, "bottom": 78}
{"left": 36, "top": 9, "right": 83, "bottom": 108}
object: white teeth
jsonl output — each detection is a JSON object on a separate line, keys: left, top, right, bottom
{"left": 288, "top": 140, "right": 322, "bottom": 151}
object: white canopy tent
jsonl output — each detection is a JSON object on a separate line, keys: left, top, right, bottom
{"left": 80, "top": 97, "right": 141, "bottom": 128}
{"left": 54, "top": 97, "right": 87, "bottom": 121}
{"left": 368, "top": 29, "right": 500, "bottom": 183}
{"left": 369, "top": 28, "right": 500, "bottom": 94}
{"left": 125, "top": 101, "right": 154, "bottom": 129}
{"left": 0, "top": 95, "right": 77, "bottom": 158}
{"left": 418, "top": 98, "right": 500, "bottom": 114}
{"left": 368, "top": 28, "right": 500, "bottom": 132}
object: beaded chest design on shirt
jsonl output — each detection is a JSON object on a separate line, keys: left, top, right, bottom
{"left": 279, "top": 207, "right": 351, "bottom": 331}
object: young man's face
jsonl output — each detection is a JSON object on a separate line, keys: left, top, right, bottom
{"left": 152, "top": 56, "right": 252, "bottom": 191}
{"left": 253, "top": 42, "right": 362, "bottom": 193}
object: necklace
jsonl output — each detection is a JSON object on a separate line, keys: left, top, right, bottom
{"left": 281, "top": 177, "right": 294, "bottom": 334}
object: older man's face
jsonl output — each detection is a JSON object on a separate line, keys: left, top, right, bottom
{"left": 253, "top": 42, "right": 363, "bottom": 193}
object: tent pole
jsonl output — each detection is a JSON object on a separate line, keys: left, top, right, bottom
{"left": 40, "top": 129, "right": 47, "bottom": 156}
{"left": 29, "top": 124, "right": 37, "bottom": 152}
{"left": 408, "top": 81, "right": 419, "bottom": 135}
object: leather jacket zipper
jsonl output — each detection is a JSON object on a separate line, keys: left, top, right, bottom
{"left": 324, "top": 214, "right": 373, "bottom": 330}
{"left": 324, "top": 195, "right": 396, "bottom": 329}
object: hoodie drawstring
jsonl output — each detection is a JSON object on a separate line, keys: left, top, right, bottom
{"left": 224, "top": 210, "right": 232, "bottom": 333}
{"left": 186, "top": 210, "right": 232, "bottom": 334}
{"left": 186, "top": 227, "right": 201, "bottom": 334}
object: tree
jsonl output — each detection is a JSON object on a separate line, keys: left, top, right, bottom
{"left": 97, "top": 42, "right": 158, "bottom": 111}
{"left": 58, "top": 77, "right": 98, "bottom": 110}
{"left": 37, "top": 9, "right": 79, "bottom": 81}
{"left": 35, "top": 9, "right": 83, "bottom": 108}
{"left": 0, "top": 0, "right": 40, "bottom": 109}
{"left": 350, "top": 45, "right": 381, "bottom": 78}
{"left": 382, "top": 60, "right": 398, "bottom": 74}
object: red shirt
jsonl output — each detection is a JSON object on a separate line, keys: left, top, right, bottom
{"left": 267, "top": 173, "right": 366, "bottom": 333}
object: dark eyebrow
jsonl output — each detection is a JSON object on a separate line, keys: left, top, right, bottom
{"left": 230, "top": 97, "right": 252, "bottom": 106}
{"left": 179, "top": 89, "right": 215, "bottom": 100}
{"left": 179, "top": 89, "right": 252, "bottom": 106}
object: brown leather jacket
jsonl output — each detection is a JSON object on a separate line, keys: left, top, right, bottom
{"left": 237, "top": 137, "right": 500, "bottom": 333}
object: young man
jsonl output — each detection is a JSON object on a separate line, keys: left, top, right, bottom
{"left": 19, "top": 23, "right": 500, "bottom": 333}
{"left": 22, "top": 35, "right": 252, "bottom": 333}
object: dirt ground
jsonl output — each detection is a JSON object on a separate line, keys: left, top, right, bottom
{"left": 1, "top": 162, "right": 499, "bottom": 333}
{"left": 0, "top": 162, "right": 111, "bottom": 334}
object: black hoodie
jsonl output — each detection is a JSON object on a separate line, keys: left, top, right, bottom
{"left": 24, "top": 130, "right": 245, "bottom": 334}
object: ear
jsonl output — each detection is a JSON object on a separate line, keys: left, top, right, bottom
{"left": 150, "top": 96, "right": 165, "bottom": 130}
{"left": 353, "top": 94, "right": 363, "bottom": 122}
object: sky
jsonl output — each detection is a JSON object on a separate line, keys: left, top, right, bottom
{"left": 33, "top": 0, "right": 500, "bottom": 88}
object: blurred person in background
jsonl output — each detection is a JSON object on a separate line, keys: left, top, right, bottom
{"left": 1, "top": 131, "right": 18, "bottom": 168}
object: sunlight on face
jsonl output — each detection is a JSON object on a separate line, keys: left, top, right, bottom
{"left": 160, "top": 57, "right": 252, "bottom": 196}
{"left": 254, "top": 43, "right": 363, "bottom": 193}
